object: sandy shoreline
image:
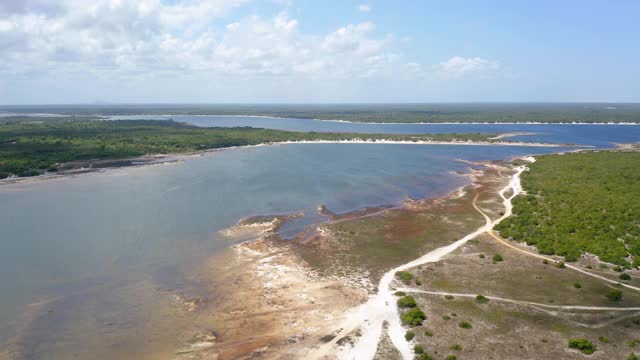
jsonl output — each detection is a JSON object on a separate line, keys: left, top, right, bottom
{"left": 103, "top": 114, "right": 640, "bottom": 125}
{"left": 0, "top": 138, "right": 577, "bottom": 187}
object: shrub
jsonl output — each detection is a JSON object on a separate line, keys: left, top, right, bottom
{"left": 397, "top": 296, "right": 417, "bottom": 308}
{"left": 475, "top": 295, "right": 489, "bottom": 304}
{"left": 630, "top": 353, "right": 639, "bottom": 360}
{"left": 574, "top": 282, "right": 583, "bottom": 289}
{"left": 458, "top": 321, "right": 472, "bottom": 329}
{"left": 568, "top": 338, "right": 597, "bottom": 355}
{"left": 394, "top": 291, "right": 406, "bottom": 296}
{"left": 442, "top": 315, "right": 451, "bottom": 321}
{"left": 396, "top": 271, "right": 414, "bottom": 284}
{"left": 614, "top": 266, "right": 623, "bottom": 272}
{"left": 598, "top": 336, "right": 609, "bottom": 343}
{"left": 556, "top": 261, "right": 566, "bottom": 269}
{"left": 607, "top": 289, "right": 624, "bottom": 302}
{"left": 405, "top": 330, "right": 415, "bottom": 341}
{"left": 492, "top": 254, "right": 504, "bottom": 262}
{"left": 444, "top": 295, "right": 454, "bottom": 300}
{"left": 414, "top": 344, "right": 424, "bottom": 354}
{"left": 418, "top": 353, "right": 434, "bottom": 360}
{"left": 0, "top": 171, "right": 11, "bottom": 179}
{"left": 445, "top": 356, "right": 457, "bottom": 360}
{"left": 320, "top": 334, "right": 336, "bottom": 342}
{"left": 415, "top": 279, "right": 422, "bottom": 286}
{"left": 424, "top": 329, "right": 433, "bottom": 337}
{"left": 543, "top": 259, "right": 549, "bottom": 264}
{"left": 620, "top": 273, "right": 632, "bottom": 281}
{"left": 479, "top": 254, "right": 485, "bottom": 259}
{"left": 401, "top": 307, "right": 427, "bottom": 326}
{"left": 451, "top": 344, "right": 462, "bottom": 351}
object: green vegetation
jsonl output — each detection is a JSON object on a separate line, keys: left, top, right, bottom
{"left": 458, "top": 321, "right": 472, "bottom": 329}
{"left": 451, "top": 344, "right": 463, "bottom": 351}
{"left": 396, "top": 271, "right": 415, "bottom": 284}
{"left": 598, "top": 336, "right": 609, "bottom": 343}
{"left": 414, "top": 344, "right": 424, "bottom": 354}
{"left": 607, "top": 289, "right": 624, "bottom": 302}
{"left": 418, "top": 353, "right": 434, "bottom": 360}
{"left": 0, "top": 119, "right": 496, "bottom": 178}
{"left": 475, "top": 294, "right": 490, "bottom": 304}
{"left": 492, "top": 254, "right": 504, "bottom": 262}
{"left": 630, "top": 352, "right": 640, "bottom": 360}
{"left": 397, "top": 295, "right": 417, "bottom": 308}
{"left": 424, "top": 329, "right": 433, "bottom": 337}
{"left": 401, "top": 307, "right": 427, "bottom": 326}
{"left": 405, "top": 330, "right": 415, "bottom": 341}
{"left": 573, "top": 282, "right": 583, "bottom": 289}
{"left": 11, "top": 103, "right": 640, "bottom": 123}
{"left": 394, "top": 291, "right": 407, "bottom": 296}
{"left": 568, "top": 338, "right": 597, "bottom": 355}
{"left": 320, "top": 334, "right": 336, "bottom": 343}
{"left": 444, "top": 295, "right": 454, "bottom": 300}
{"left": 556, "top": 261, "right": 566, "bottom": 269}
{"left": 445, "top": 355, "right": 457, "bottom": 360}
{"left": 495, "top": 152, "right": 640, "bottom": 266}
{"left": 621, "top": 273, "right": 632, "bottom": 281}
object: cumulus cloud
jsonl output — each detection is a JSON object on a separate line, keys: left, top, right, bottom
{"left": 358, "top": 4, "right": 371, "bottom": 13}
{"left": 436, "top": 56, "right": 500, "bottom": 78}
{"left": 0, "top": 0, "right": 405, "bottom": 80}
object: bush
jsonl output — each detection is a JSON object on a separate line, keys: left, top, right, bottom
{"left": 396, "top": 271, "right": 414, "bottom": 284}
{"left": 320, "top": 334, "right": 336, "bottom": 342}
{"left": 445, "top": 356, "right": 457, "bottom": 360}
{"left": 620, "top": 273, "right": 632, "bottom": 281}
{"left": 442, "top": 315, "right": 451, "bottom": 321}
{"left": 568, "top": 338, "right": 597, "bottom": 355}
{"left": 415, "top": 279, "right": 422, "bottom": 286}
{"left": 394, "top": 291, "right": 406, "bottom": 296}
{"left": 629, "top": 352, "right": 639, "bottom": 360}
{"left": 418, "top": 353, "right": 434, "bottom": 360}
{"left": 424, "top": 329, "right": 433, "bottom": 337}
{"left": 607, "top": 289, "right": 624, "bottom": 302}
{"left": 574, "top": 282, "right": 583, "bottom": 289}
{"left": 405, "top": 330, "right": 415, "bottom": 341}
{"left": 414, "top": 344, "right": 424, "bottom": 354}
{"left": 475, "top": 295, "right": 490, "bottom": 304}
{"left": 543, "top": 259, "right": 549, "bottom": 264}
{"left": 397, "top": 296, "right": 417, "bottom": 308}
{"left": 0, "top": 171, "right": 11, "bottom": 179}
{"left": 492, "top": 254, "right": 504, "bottom": 262}
{"left": 401, "top": 307, "right": 427, "bottom": 326}
{"left": 451, "top": 344, "right": 463, "bottom": 351}
{"left": 556, "top": 261, "right": 566, "bottom": 269}
{"left": 479, "top": 254, "right": 485, "bottom": 258}
{"left": 445, "top": 295, "right": 454, "bottom": 300}
{"left": 458, "top": 321, "right": 472, "bottom": 329}
{"left": 598, "top": 336, "right": 609, "bottom": 343}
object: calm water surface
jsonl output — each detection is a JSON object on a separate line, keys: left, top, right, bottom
{"left": 1, "top": 120, "right": 637, "bottom": 359}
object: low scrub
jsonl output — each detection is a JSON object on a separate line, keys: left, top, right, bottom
{"left": 568, "top": 338, "right": 597, "bottom": 355}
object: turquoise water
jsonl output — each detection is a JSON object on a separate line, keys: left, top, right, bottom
{"left": 0, "top": 121, "right": 637, "bottom": 358}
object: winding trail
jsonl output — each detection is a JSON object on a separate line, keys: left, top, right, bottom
{"left": 307, "top": 165, "right": 527, "bottom": 360}
{"left": 310, "top": 158, "right": 640, "bottom": 360}
{"left": 395, "top": 288, "right": 640, "bottom": 312}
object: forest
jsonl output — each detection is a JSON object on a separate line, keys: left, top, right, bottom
{"left": 495, "top": 152, "right": 640, "bottom": 266}
{"left": 0, "top": 119, "right": 494, "bottom": 179}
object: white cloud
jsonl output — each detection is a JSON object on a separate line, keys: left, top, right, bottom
{"left": 358, "top": 4, "right": 371, "bottom": 13}
{"left": 436, "top": 56, "right": 500, "bottom": 78}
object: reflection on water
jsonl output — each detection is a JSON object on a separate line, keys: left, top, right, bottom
{"left": 1, "top": 121, "right": 635, "bottom": 359}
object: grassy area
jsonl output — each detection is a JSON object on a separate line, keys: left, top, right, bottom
{"left": 2, "top": 103, "right": 640, "bottom": 123}
{"left": 0, "top": 119, "right": 494, "bottom": 178}
{"left": 495, "top": 152, "right": 640, "bottom": 266}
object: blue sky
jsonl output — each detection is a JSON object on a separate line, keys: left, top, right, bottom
{"left": 1, "top": 0, "right": 639, "bottom": 104}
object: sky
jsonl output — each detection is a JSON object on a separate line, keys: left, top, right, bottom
{"left": 1, "top": 0, "right": 639, "bottom": 104}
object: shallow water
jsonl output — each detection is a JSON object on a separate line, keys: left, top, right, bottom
{"left": 0, "top": 121, "right": 637, "bottom": 359}
{"left": 109, "top": 114, "right": 640, "bottom": 147}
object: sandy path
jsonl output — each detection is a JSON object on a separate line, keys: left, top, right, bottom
{"left": 395, "top": 288, "right": 640, "bottom": 312}
{"left": 306, "top": 165, "right": 526, "bottom": 360}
